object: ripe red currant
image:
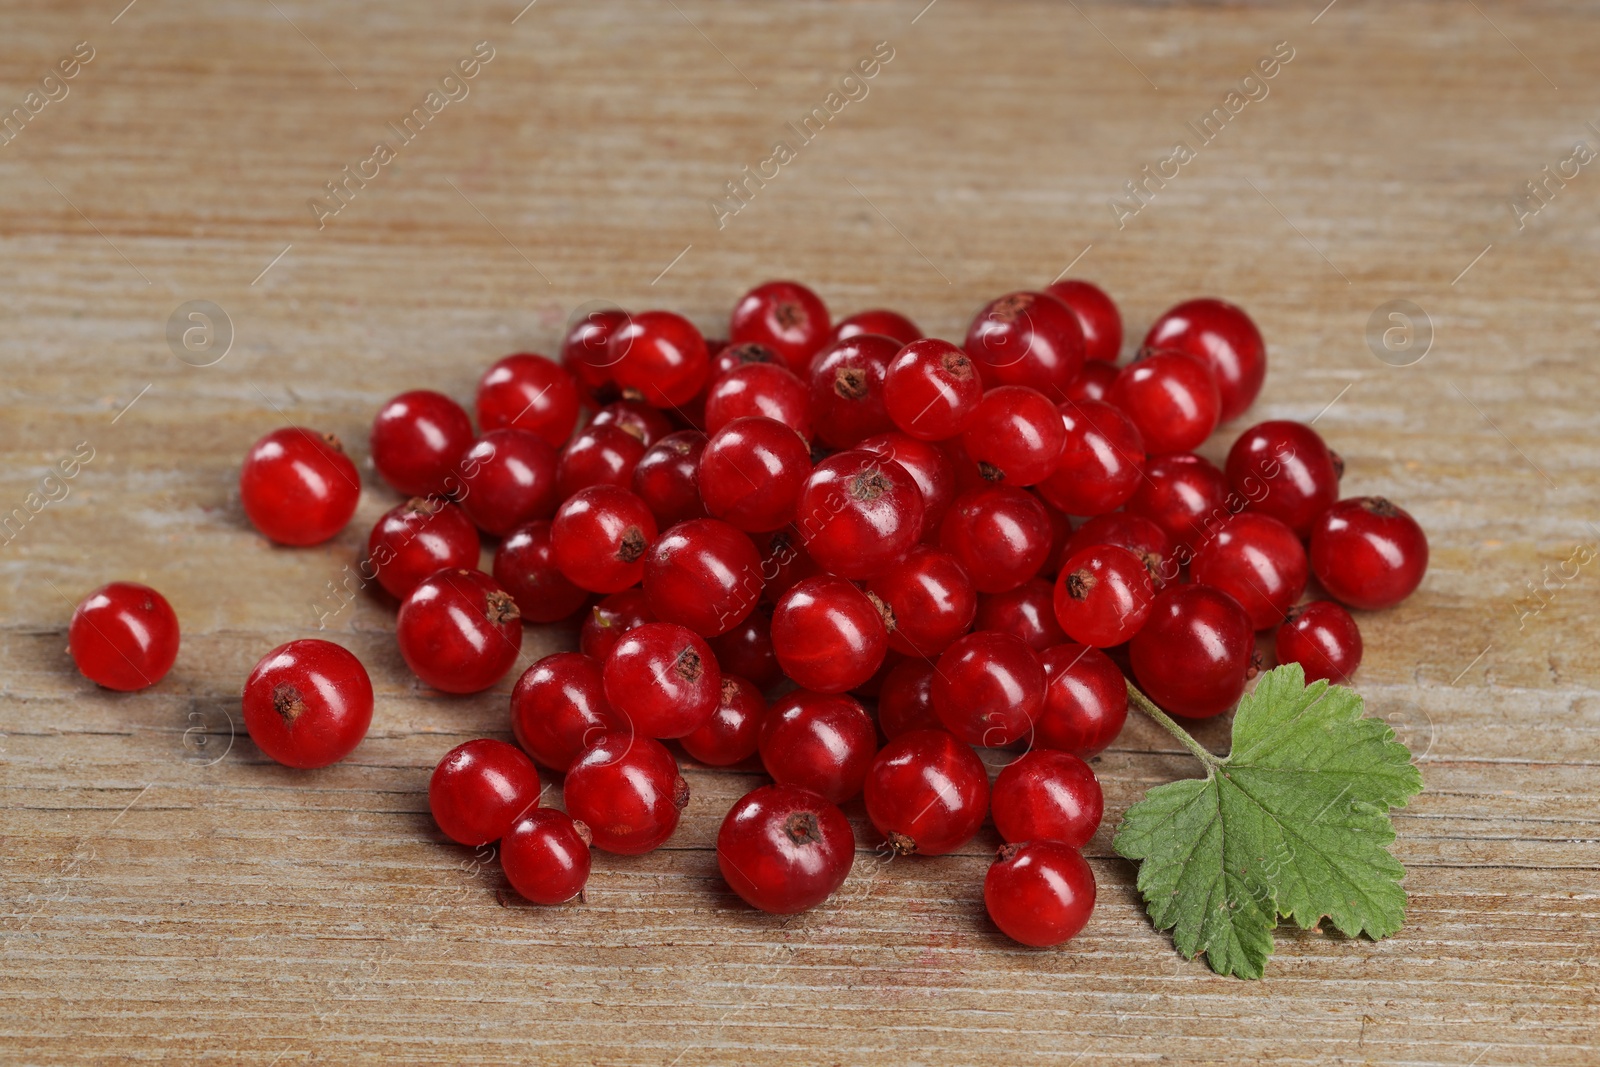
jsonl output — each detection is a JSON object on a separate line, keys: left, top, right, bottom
{"left": 1036, "top": 400, "right": 1145, "bottom": 516}
{"left": 1276, "top": 600, "right": 1363, "bottom": 684}
{"left": 608, "top": 310, "right": 711, "bottom": 407}
{"left": 493, "top": 519, "right": 588, "bottom": 623}
{"left": 932, "top": 631, "right": 1046, "bottom": 746}
{"left": 717, "top": 784, "right": 854, "bottom": 914}
{"left": 1129, "top": 584, "right": 1254, "bottom": 718}
{"left": 1064, "top": 360, "right": 1119, "bottom": 403}
{"left": 1062, "top": 513, "right": 1173, "bottom": 585}
{"left": 560, "top": 308, "right": 628, "bottom": 399}
{"left": 476, "top": 352, "right": 581, "bottom": 447}
{"left": 643, "top": 518, "right": 763, "bottom": 637}
{"left": 1309, "top": 497, "right": 1429, "bottom": 610}
{"left": 758, "top": 691, "right": 877, "bottom": 804}
{"left": 1045, "top": 279, "right": 1123, "bottom": 363}
{"left": 1125, "top": 452, "right": 1231, "bottom": 559}
{"left": 551, "top": 485, "right": 658, "bottom": 593}
{"left": 501, "top": 808, "right": 592, "bottom": 905}
{"left": 396, "top": 569, "right": 523, "bottom": 694}
{"left": 563, "top": 734, "right": 688, "bottom": 855}
{"left": 1053, "top": 544, "right": 1155, "bottom": 647}
{"left": 632, "top": 430, "right": 709, "bottom": 528}
{"left": 1224, "top": 420, "right": 1342, "bottom": 538}
{"left": 991, "top": 749, "right": 1103, "bottom": 848}
{"left": 771, "top": 575, "right": 891, "bottom": 693}
{"left": 241, "top": 639, "right": 372, "bottom": 768}
{"left": 590, "top": 400, "right": 674, "bottom": 448}
{"left": 961, "top": 385, "right": 1066, "bottom": 486}
{"left": 795, "top": 450, "right": 924, "bottom": 580}
{"left": 429, "top": 738, "right": 542, "bottom": 847}
{"left": 1035, "top": 643, "right": 1128, "bottom": 758}
{"left": 1108, "top": 350, "right": 1220, "bottom": 455}
{"left": 370, "top": 390, "right": 474, "bottom": 497}
{"left": 976, "top": 578, "right": 1068, "bottom": 652}
{"left": 984, "top": 840, "right": 1096, "bottom": 947}
{"left": 68, "top": 582, "right": 180, "bottom": 691}
{"left": 1191, "top": 512, "right": 1309, "bottom": 629}
{"left": 1143, "top": 298, "right": 1266, "bottom": 423}
{"left": 456, "top": 429, "right": 560, "bottom": 537}
{"left": 829, "top": 308, "right": 921, "bottom": 347}
{"left": 875, "top": 659, "right": 941, "bottom": 739}
{"left": 239, "top": 428, "right": 360, "bottom": 546}
{"left": 681, "top": 675, "right": 766, "bottom": 766}
{"left": 882, "top": 338, "right": 982, "bottom": 441}
{"left": 699, "top": 417, "right": 813, "bottom": 532}
{"left": 729, "top": 280, "right": 831, "bottom": 375}
{"left": 556, "top": 423, "right": 647, "bottom": 498}
{"left": 964, "top": 290, "right": 1086, "bottom": 394}
{"left": 704, "top": 362, "right": 812, "bottom": 438}
{"left": 938, "top": 486, "right": 1052, "bottom": 593}
{"left": 603, "top": 622, "right": 721, "bottom": 739}
{"left": 369, "top": 498, "right": 481, "bottom": 600}
{"left": 709, "top": 340, "right": 780, "bottom": 383}
{"left": 864, "top": 729, "right": 989, "bottom": 856}
{"left": 865, "top": 545, "right": 977, "bottom": 658}
{"left": 857, "top": 432, "right": 957, "bottom": 538}
{"left": 808, "top": 333, "right": 900, "bottom": 449}
{"left": 510, "top": 652, "right": 627, "bottom": 772}
{"left": 708, "top": 607, "right": 782, "bottom": 691}
{"left": 579, "top": 589, "right": 655, "bottom": 662}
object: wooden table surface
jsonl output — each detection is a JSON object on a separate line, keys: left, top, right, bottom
{"left": 3, "top": 1, "right": 1597, "bottom": 1063}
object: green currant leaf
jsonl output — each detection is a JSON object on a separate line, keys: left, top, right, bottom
{"left": 1112, "top": 664, "right": 1424, "bottom": 980}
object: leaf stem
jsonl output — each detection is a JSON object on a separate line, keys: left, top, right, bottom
{"left": 1125, "top": 679, "right": 1221, "bottom": 770}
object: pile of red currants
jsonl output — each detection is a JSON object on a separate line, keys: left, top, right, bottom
{"left": 66, "top": 279, "right": 1428, "bottom": 948}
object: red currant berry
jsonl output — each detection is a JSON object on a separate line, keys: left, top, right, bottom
{"left": 241, "top": 639, "right": 372, "bottom": 768}
{"left": 964, "top": 290, "right": 1086, "bottom": 394}
{"left": 682, "top": 675, "right": 766, "bottom": 766}
{"left": 882, "top": 338, "right": 983, "bottom": 441}
{"left": 603, "top": 621, "right": 720, "bottom": 739}
{"left": 758, "top": 691, "right": 877, "bottom": 804}
{"left": 1191, "top": 513, "right": 1309, "bottom": 629}
{"left": 632, "top": 430, "right": 709, "bottom": 528}
{"left": 1063, "top": 359, "right": 1120, "bottom": 404}
{"left": 563, "top": 734, "right": 688, "bottom": 854}
{"left": 717, "top": 784, "right": 854, "bottom": 914}
{"left": 876, "top": 659, "right": 941, "bottom": 739}
{"left": 865, "top": 545, "right": 977, "bottom": 658}
{"left": 551, "top": 485, "right": 658, "bottom": 593}
{"left": 992, "top": 749, "right": 1103, "bottom": 847}
{"left": 492, "top": 520, "right": 587, "bottom": 623}
{"left": 1125, "top": 452, "right": 1231, "bottom": 559}
{"left": 370, "top": 390, "right": 474, "bottom": 497}
{"left": 1053, "top": 544, "right": 1154, "bottom": 647}
{"left": 609, "top": 310, "right": 710, "bottom": 408}
{"left": 771, "top": 576, "right": 891, "bottom": 694}
{"left": 510, "top": 652, "right": 627, "bottom": 772}
{"left": 709, "top": 607, "right": 782, "bottom": 691}
{"left": 1224, "top": 420, "right": 1342, "bottom": 538}
{"left": 556, "top": 423, "right": 647, "bottom": 498}
{"left": 1108, "top": 350, "right": 1220, "bottom": 455}
{"left": 68, "top": 582, "right": 180, "bottom": 690}
{"left": 1276, "top": 600, "right": 1363, "bottom": 684}
{"left": 962, "top": 386, "right": 1066, "bottom": 486}
{"left": 579, "top": 589, "right": 654, "bottom": 662}
{"left": 796, "top": 450, "right": 924, "bottom": 580}
{"left": 857, "top": 432, "right": 957, "bottom": 538}
{"left": 985, "top": 840, "right": 1095, "bottom": 947}
{"left": 807, "top": 333, "right": 899, "bottom": 449}
{"left": 1310, "top": 497, "right": 1429, "bottom": 610}
{"left": 709, "top": 340, "right": 781, "bottom": 383}
{"left": 501, "top": 808, "right": 592, "bottom": 905}
{"left": 1062, "top": 513, "right": 1173, "bottom": 586}
{"left": 429, "top": 738, "right": 541, "bottom": 847}
{"left": 704, "top": 362, "right": 811, "bottom": 438}
{"left": 1045, "top": 279, "right": 1123, "bottom": 363}
{"left": 397, "top": 569, "right": 523, "bottom": 694}
{"left": 239, "top": 428, "right": 360, "bottom": 546}
{"left": 829, "top": 308, "right": 922, "bottom": 347}
{"left": 644, "top": 517, "right": 764, "bottom": 638}
{"left": 938, "top": 486, "right": 1052, "bottom": 593}
{"left": 590, "top": 399, "right": 675, "bottom": 449}
{"left": 1036, "top": 400, "right": 1145, "bottom": 516}
{"left": 456, "top": 429, "right": 560, "bottom": 537}
{"left": 560, "top": 308, "right": 629, "bottom": 398}
{"left": 369, "top": 498, "right": 481, "bottom": 601}
{"left": 864, "top": 729, "right": 989, "bottom": 856}
{"left": 1036, "top": 643, "right": 1128, "bottom": 758}
{"left": 729, "top": 280, "right": 831, "bottom": 375}
{"left": 1143, "top": 298, "right": 1266, "bottom": 423}
{"left": 1130, "top": 584, "right": 1254, "bottom": 718}
{"left": 699, "top": 417, "right": 812, "bottom": 532}
{"left": 976, "top": 578, "right": 1067, "bottom": 652}
{"left": 932, "top": 631, "right": 1047, "bottom": 746}
{"left": 476, "top": 352, "right": 581, "bottom": 447}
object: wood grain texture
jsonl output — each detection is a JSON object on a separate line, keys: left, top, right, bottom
{"left": 2, "top": 1, "right": 1598, "bottom": 1063}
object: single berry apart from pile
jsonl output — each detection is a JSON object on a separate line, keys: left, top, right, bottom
{"left": 551, "top": 485, "right": 659, "bottom": 594}
{"left": 1224, "top": 420, "right": 1342, "bottom": 538}
{"left": 456, "top": 429, "right": 560, "bottom": 537}
{"left": 1310, "top": 497, "right": 1429, "bottom": 610}
{"left": 562, "top": 734, "right": 689, "bottom": 855}
{"left": 1275, "top": 600, "right": 1364, "bottom": 684}
{"left": 771, "top": 576, "right": 890, "bottom": 694}
{"left": 717, "top": 784, "right": 855, "bottom": 914}
{"left": 501, "top": 808, "right": 592, "bottom": 905}
{"left": 758, "top": 690, "right": 877, "bottom": 804}
{"left": 932, "top": 630, "right": 1047, "bottom": 746}
{"left": 961, "top": 385, "right": 1066, "bottom": 486}
{"left": 239, "top": 427, "right": 361, "bottom": 546}
{"left": 1143, "top": 297, "right": 1266, "bottom": 423}
{"left": 1108, "top": 350, "right": 1220, "bottom": 455}
{"left": 796, "top": 449, "right": 924, "bottom": 580}
{"left": 698, "top": 417, "right": 813, "bottom": 532}
{"left": 1129, "top": 584, "right": 1254, "bottom": 718}
{"left": 964, "top": 290, "right": 1086, "bottom": 394}
{"left": 68, "top": 581, "right": 180, "bottom": 691}
{"left": 603, "top": 622, "right": 721, "bottom": 739}
{"left": 991, "top": 749, "right": 1104, "bottom": 848}
{"left": 396, "top": 569, "right": 523, "bottom": 694}
{"left": 1191, "top": 512, "right": 1309, "bottom": 630}
{"left": 509, "top": 652, "right": 627, "bottom": 772}
{"left": 1045, "top": 279, "right": 1123, "bottom": 363}
{"left": 865, "top": 545, "right": 977, "bottom": 658}
{"left": 681, "top": 676, "right": 766, "bottom": 766}
{"left": 1036, "top": 399, "right": 1145, "bottom": 517}
{"left": 1034, "top": 644, "right": 1128, "bottom": 758}
{"left": 729, "top": 280, "right": 832, "bottom": 375}
{"left": 241, "top": 639, "right": 373, "bottom": 769}
{"left": 864, "top": 729, "right": 990, "bottom": 856}
{"left": 643, "top": 518, "right": 763, "bottom": 637}
{"left": 369, "top": 498, "right": 481, "bottom": 600}
{"left": 428, "top": 738, "right": 542, "bottom": 847}
{"left": 984, "top": 841, "right": 1096, "bottom": 947}
{"left": 493, "top": 519, "right": 588, "bottom": 623}
{"left": 882, "top": 338, "right": 983, "bottom": 441}
{"left": 476, "top": 352, "right": 581, "bottom": 446}
{"left": 370, "top": 390, "right": 475, "bottom": 497}
{"left": 1053, "top": 544, "right": 1155, "bottom": 648}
